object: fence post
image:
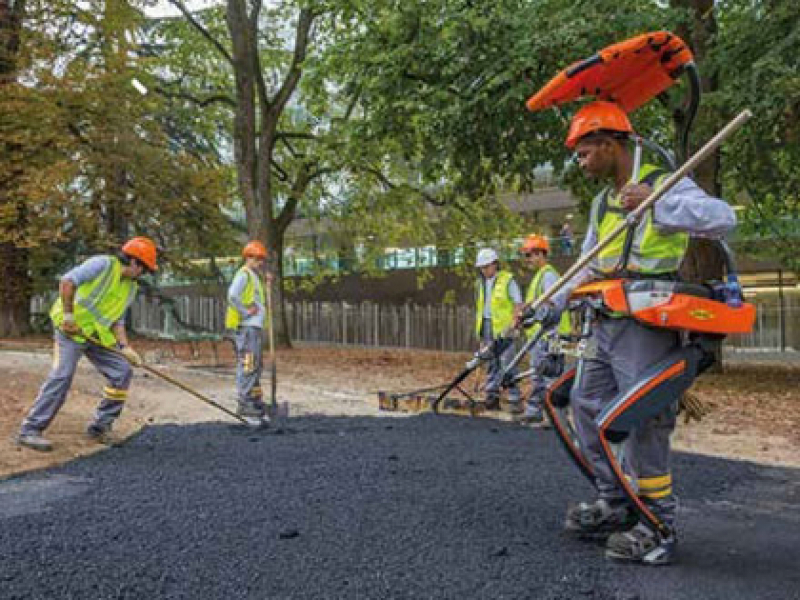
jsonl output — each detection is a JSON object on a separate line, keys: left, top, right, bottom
{"left": 405, "top": 302, "right": 411, "bottom": 348}
{"left": 342, "top": 301, "right": 347, "bottom": 345}
{"left": 374, "top": 303, "right": 380, "bottom": 347}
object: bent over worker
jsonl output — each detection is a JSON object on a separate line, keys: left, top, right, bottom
{"left": 474, "top": 248, "right": 523, "bottom": 413}
{"left": 517, "top": 234, "right": 570, "bottom": 424}
{"left": 544, "top": 101, "right": 736, "bottom": 564}
{"left": 17, "top": 237, "right": 157, "bottom": 452}
{"left": 225, "top": 241, "right": 270, "bottom": 424}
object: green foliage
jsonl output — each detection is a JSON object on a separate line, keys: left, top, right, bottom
{"left": 0, "top": 0, "right": 238, "bottom": 296}
{"left": 712, "top": 0, "right": 800, "bottom": 271}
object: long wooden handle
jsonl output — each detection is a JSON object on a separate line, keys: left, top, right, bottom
{"left": 138, "top": 362, "right": 247, "bottom": 423}
{"left": 85, "top": 335, "right": 248, "bottom": 424}
{"left": 516, "top": 109, "right": 753, "bottom": 323}
{"left": 265, "top": 279, "right": 277, "bottom": 410}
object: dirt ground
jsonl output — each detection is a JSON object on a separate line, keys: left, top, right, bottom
{"left": 2, "top": 337, "right": 799, "bottom": 479}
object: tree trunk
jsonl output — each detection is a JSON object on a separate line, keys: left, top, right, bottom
{"left": 265, "top": 232, "right": 292, "bottom": 348}
{"left": 0, "top": 242, "right": 31, "bottom": 337}
{"left": 0, "top": 0, "right": 31, "bottom": 336}
{"left": 673, "top": 0, "right": 727, "bottom": 285}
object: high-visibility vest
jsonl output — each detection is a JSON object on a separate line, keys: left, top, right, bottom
{"left": 50, "top": 256, "right": 137, "bottom": 347}
{"left": 474, "top": 270, "right": 516, "bottom": 337}
{"left": 525, "top": 263, "right": 572, "bottom": 338}
{"left": 225, "top": 266, "right": 265, "bottom": 329}
{"left": 591, "top": 164, "right": 689, "bottom": 275}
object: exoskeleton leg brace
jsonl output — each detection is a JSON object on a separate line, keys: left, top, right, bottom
{"left": 542, "top": 301, "right": 598, "bottom": 486}
{"left": 543, "top": 367, "right": 595, "bottom": 485}
{"left": 594, "top": 344, "right": 706, "bottom": 536}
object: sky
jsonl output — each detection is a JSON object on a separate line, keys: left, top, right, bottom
{"left": 144, "top": 1, "right": 222, "bottom": 18}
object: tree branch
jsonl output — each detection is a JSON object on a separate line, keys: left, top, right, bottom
{"left": 155, "top": 86, "right": 236, "bottom": 108}
{"left": 167, "top": 0, "right": 233, "bottom": 65}
{"left": 354, "top": 165, "right": 449, "bottom": 207}
{"left": 270, "top": 8, "right": 315, "bottom": 117}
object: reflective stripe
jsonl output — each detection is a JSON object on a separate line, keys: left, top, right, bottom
{"left": 640, "top": 486, "right": 673, "bottom": 500}
{"left": 638, "top": 474, "right": 671, "bottom": 489}
{"left": 102, "top": 386, "right": 128, "bottom": 400}
{"left": 80, "top": 260, "right": 116, "bottom": 309}
{"left": 638, "top": 474, "right": 672, "bottom": 499}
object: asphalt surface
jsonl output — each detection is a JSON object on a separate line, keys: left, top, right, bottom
{"left": 1, "top": 415, "right": 798, "bottom": 600}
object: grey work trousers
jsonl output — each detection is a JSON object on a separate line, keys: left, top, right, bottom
{"left": 21, "top": 330, "right": 133, "bottom": 435}
{"left": 526, "top": 338, "right": 551, "bottom": 410}
{"left": 481, "top": 319, "right": 521, "bottom": 404}
{"left": 571, "top": 316, "right": 678, "bottom": 517}
{"left": 234, "top": 325, "right": 265, "bottom": 417}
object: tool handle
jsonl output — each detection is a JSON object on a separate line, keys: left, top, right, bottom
{"left": 82, "top": 334, "right": 248, "bottom": 425}
{"left": 265, "top": 276, "right": 277, "bottom": 410}
{"left": 138, "top": 362, "right": 245, "bottom": 423}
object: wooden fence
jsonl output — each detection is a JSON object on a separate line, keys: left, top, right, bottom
{"left": 128, "top": 296, "right": 478, "bottom": 352}
{"left": 32, "top": 294, "right": 799, "bottom": 354}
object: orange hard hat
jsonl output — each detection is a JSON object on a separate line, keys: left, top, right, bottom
{"left": 242, "top": 240, "right": 267, "bottom": 259}
{"left": 520, "top": 234, "right": 550, "bottom": 254}
{"left": 122, "top": 236, "right": 158, "bottom": 271}
{"left": 565, "top": 101, "right": 633, "bottom": 149}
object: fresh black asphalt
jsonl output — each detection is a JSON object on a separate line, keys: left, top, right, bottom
{"left": 1, "top": 415, "right": 798, "bottom": 600}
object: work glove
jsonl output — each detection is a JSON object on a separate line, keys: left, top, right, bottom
{"left": 678, "top": 391, "right": 709, "bottom": 424}
{"left": 61, "top": 314, "right": 82, "bottom": 336}
{"left": 118, "top": 345, "right": 143, "bottom": 367}
{"left": 520, "top": 303, "right": 561, "bottom": 330}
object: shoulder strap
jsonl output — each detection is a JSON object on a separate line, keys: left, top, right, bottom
{"left": 617, "top": 167, "right": 670, "bottom": 273}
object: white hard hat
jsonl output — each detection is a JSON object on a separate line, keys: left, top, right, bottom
{"left": 475, "top": 248, "right": 499, "bottom": 268}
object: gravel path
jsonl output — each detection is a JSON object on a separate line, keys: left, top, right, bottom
{"left": 1, "top": 415, "right": 798, "bottom": 600}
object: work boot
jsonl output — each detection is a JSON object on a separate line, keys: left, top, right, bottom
{"left": 16, "top": 432, "right": 53, "bottom": 452}
{"left": 484, "top": 393, "right": 501, "bottom": 411}
{"left": 564, "top": 498, "right": 638, "bottom": 538}
{"left": 605, "top": 522, "right": 676, "bottom": 565}
{"left": 86, "top": 424, "right": 117, "bottom": 446}
{"left": 507, "top": 402, "right": 523, "bottom": 416}
{"left": 518, "top": 404, "right": 544, "bottom": 425}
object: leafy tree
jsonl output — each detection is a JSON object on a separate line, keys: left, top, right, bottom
{"left": 713, "top": 0, "right": 799, "bottom": 272}
{"left": 0, "top": 0, "right": 237, "bottom": 335}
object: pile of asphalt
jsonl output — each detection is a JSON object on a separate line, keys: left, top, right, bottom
{"left": 1, "top": 415, "right": 798, "bottom": 600}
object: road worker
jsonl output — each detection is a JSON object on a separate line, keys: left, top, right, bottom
{"left": 541, "top": 101, "right": 736, "bottom": 564}
{"left": 17, "top": 237, "right": 157, "bottom": 451}
{"left": 516, "top": 234, "right": 571, "bottom": 425}
{"left": 474, "top": 248, "right": 523, "bottom": 412}
{"left": 225, "top": 241, "right": 270, "bottom": 425}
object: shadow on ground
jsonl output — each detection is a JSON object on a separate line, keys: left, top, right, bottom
{"left": 1, "top": 414, "right": 798, "bottom": 600}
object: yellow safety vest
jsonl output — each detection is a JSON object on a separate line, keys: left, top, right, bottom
{"left": 225, "top": 266, "right": 265, "bottom": 329}
{"left": 474, "top": 270, "right": 516, "bottom": 338}
{"left": 50, "top": 256, "right": 137, "bottom": 347}
{"left": 524, "top": 263, "right": 572, "bottom": 338}
{"left": 591, "top": 164, "right": 689, "bottom": 275}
